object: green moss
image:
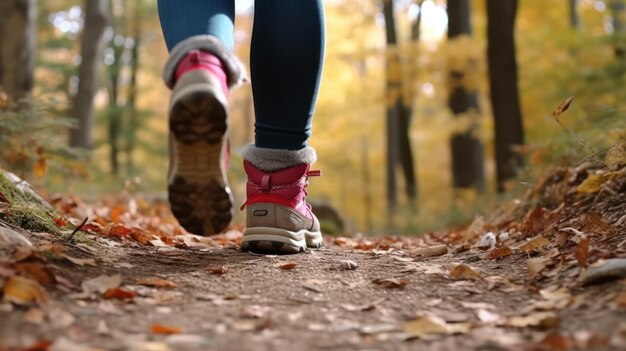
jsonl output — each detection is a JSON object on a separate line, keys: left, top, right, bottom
{"left": 0, "top": 171, "right": 62, "bottom": 235}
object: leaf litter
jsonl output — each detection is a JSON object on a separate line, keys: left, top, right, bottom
{"left": 1, "top": 159, "right": 625, "bottom": 350}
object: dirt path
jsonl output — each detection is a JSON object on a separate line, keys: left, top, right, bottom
{"left": 2, "top": 231, "right": 626, "bottom": 351}
{"left": 1, "top": 165, "right": 626, "bottom": 351}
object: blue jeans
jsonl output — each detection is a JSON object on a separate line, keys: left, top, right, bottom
{"left": 158, "top": 0, "right": 325, "bottom": 150}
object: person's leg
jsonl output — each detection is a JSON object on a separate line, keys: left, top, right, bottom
{"left": 158, "top": 0, "right": 246, "bottom": 236}
{"left": 158, "top": 0, "right": 235, "bottom": 52}
{"left": 241, "top": 0, "right": 326, "bottom": 254}
{"left": 250, "top": 0, "right": 325, "bottom": 150}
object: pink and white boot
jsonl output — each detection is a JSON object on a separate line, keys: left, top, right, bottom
{"left": 163, "top": 35, "right": 246, "bottom": 235}
{"left": 240, "top": 144, "right": 323, "bottom": 254}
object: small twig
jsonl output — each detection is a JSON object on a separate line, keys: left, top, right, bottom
{"left": 66, "top": 217, "right": 88, "bottom": 243}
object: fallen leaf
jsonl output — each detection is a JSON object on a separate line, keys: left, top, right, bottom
{"left": 135, "top": 277, "right": 176, "bottom": 289}
{"left": 474, "top": 232, "right": 496, "bottom": 250}
{"left": 517, "top": 236, "right": 551, "bottom": 253}
{"left": 23, "top": 308, "right": 45, "bottom": 324}
{"left": 209, "top": 266, "right": 228, "bottom": 275}
{"left": 3, "top": 276, "right": 47, "bottom": 305}
{"left": 615, "top": 292, "right": 626, "bottom": 308}
{"left": 103, "top": 287, "right": 136, "bottom": 300}
{"left": 552, "top": 96, "right": 574, "bottom": 118}
{"left": 150, "top": 324, "right": 182, "bottom": 335}
{"left": 108, "top": 224, "right": 132, "bottom": 238}
{"left": 538, "top": 333, "right": 573, "bottom": 351}
{"left": 484, "top": 246, "right": 513, "bottom": 260}
{"left": 63, "top": 255, "right": 97, "bottom": 267}
{"left": 576, "top": 174, "right": 603, "bottom": 193}
{"left": 81, "top": 274, "right": 122, "bottom": 295}
{"left": 527, "top": 257, "right": 550, "bottom": 279}
{"left": 54, "top": 218, "right": 67, "bottom": 227}
{"left": 276, "top": 262, "right": 298, "bottom": 270}
{"left": 18, "top": 339, "right": 53, "bottom": 351}
{"left": 522, "top": 208, "right": 558, "bottom": 236}
{"left": 372, "top": 278, "right": 408, "bottom": 289}
{"left": 476, "top": 309, "right": 503, "bottom": 324}
{"left": 13, "top": 262, "right": 56, "bottom": 286}
{"left": 605, "top": 143, "right": 626, "bottom": 170}
{"left": 508, "top": 312, "right": 559, "bottom": 329}
{"left": 404, "top": 315, "right": 472, "bottom": 338}
{"left": 574, "top": 236, "right": 589, "bottom": 268}
{"left": 580, "top": 258, "right": 626, "bottom": 285}
{"left": 339, "top": 260, "right": 358, "bottom": 270}
{"left": 411, "top": 244, "right": 448, "bottom": 257}
{"left": 241, "top": 305, "right": 270, "bottom": 319}
{"left": 448, "top": 263, "right": 480, "bottom": 280}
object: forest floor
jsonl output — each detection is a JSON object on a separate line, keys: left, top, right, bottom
{"left": 1, "top": 162, "right": 626, "bottom": 351}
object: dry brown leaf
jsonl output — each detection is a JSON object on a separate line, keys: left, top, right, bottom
{"left": 404, "top": 315, "right": 472, "bottom": 338}
{"left": 339, "top": 260, "right": 358, "bottom": 270}
{"left": 552, "top": 96, "right": 574, "bottom": 118}
{"left": 276, "top": 262, "right": 298, "bottom": 270}
{"left": 615, "top": 292, "right": 626, "bottom": 309}
{"left": 527, "top": 257, "right": 550, "bottom": 279}
{"left": 521, "top": 208, "right": 558, "bottom": 236}
{"left": 32, "top": 157, "right": 47, "bottom": 177}
{"left": 518, "top": 236, "right": 551, "bottom": 253}
{"left": 483, "top": 247, "right": 513, "bottom": 260}
{"left": 209, "top": 266, "right": 228, "bottom": 275}
{"left": 103, "top": 287, "right": 136, "bottom": 300}
{"left": 13, "top": 262, "right": 56, "bottom": 286}
{"left": 448, "top": 263, "right": 480, "bottom": 280}
{"left": 538, "top": 333, "right": 573, "bottom": 351}
{"left": 411, "top": 245, "right": 448, "bottom": 258}
{"left": 508, "top": 312, "right": 559, "bottom": 329}
{"left": 3, "top": 276, "right": 47, "bottom": 305}
{"left": 574, "top": 236, "right": 589, "bottom": 268}
{"left": 81, "top": 274, "right": 122, "bottom": 294}
{"left": 150, "top": 324, "right": 182, "bottom": 335}
{"left": 135, "top": 277, "right": 177, "bottom": 289}
{"left": 372, "top": 278, "right": 408, "bottom": 289}
{"left": 108, "top": 224, "right": 132, "bottom": 238}
{"left": 62, "top": 255, "right": 97, "bottom": 267}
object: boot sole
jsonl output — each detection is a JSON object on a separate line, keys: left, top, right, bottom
{"left": 168, "top": 84, "right": 232, "bottom": 235}
{"left": 240, "top": 227, "right": 323, "bottom": 254}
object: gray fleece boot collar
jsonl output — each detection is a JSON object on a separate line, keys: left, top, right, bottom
{"left": 163, "top": 35, "right": 247, "bottom": 89}
{"left": 241, "top": 144, "right": 317, "bottom": 172}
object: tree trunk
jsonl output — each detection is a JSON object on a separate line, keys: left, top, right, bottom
{"left": 125, "top": 0, "right": 141, "bottom": 174}
{"left": 569, "top": 0, "right": 580, "bottom": 30}
{"left": 0, "top": 0, "right": 36, "bottom": 102}
{"left": 383, "top": 0, "right": 401, "bottom": 218}
{"left": 447, "top": 0, "right": 486, "bottom": 191}
{"left": 610, "top": 0, "right": 626, "bottom": 58}
{"left": 487, "top": 0, "right": 525, "bottom": 192}
{"left": 69, "top": 0, "right": 109, "bottom": 148}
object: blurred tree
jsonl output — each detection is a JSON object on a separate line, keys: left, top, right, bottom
{"left": 69, "top": 0, "right": 110, "bottom": 149}
{"left": 609, "top": 0, "right": 626, "bottom": 57}
{"left": 0, "top": 0, "right": 37, "bottom": 101}
{"left": 487, "top": 0, "right": 525, "bottom": 192}
{"left": 383, "top": 0, "right": 401, "bottom": 216}
{"left": 569, "top": 0, "right": 580, "bottom": 30}
{"left": 447, "top": 0, "right": 485, "bottom": 192}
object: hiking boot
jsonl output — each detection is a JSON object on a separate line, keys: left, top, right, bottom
{"left": 163, "top": 36, "right": 246, "bottom": 235}
{"left": 240, "top": 145, "right": 323, "bottom": 254}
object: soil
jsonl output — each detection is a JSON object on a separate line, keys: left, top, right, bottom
{"left": 1, "top": 165, "right": 626, "bottom": 351}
